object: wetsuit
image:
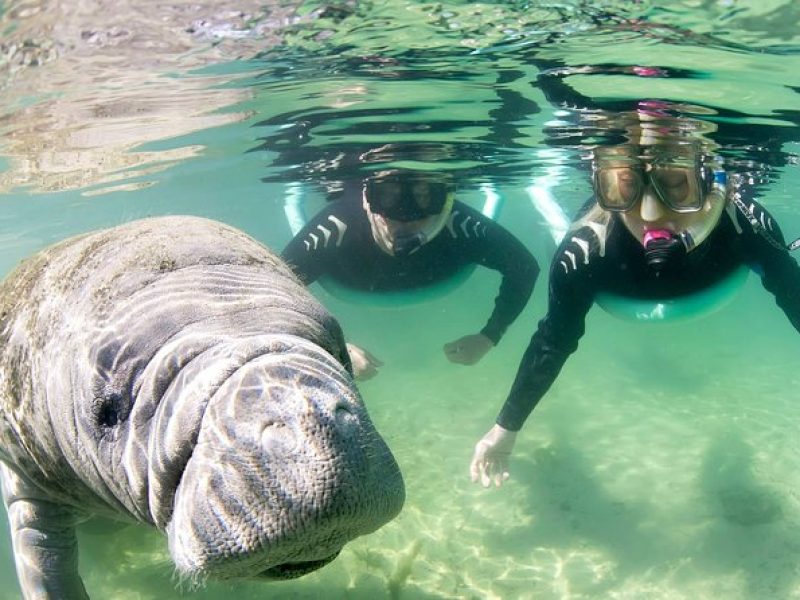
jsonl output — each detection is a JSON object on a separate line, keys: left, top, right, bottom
{"left": 281, "top": 199, "right": 539, "bottom": 344}
{"left": 497, "top": 188, "right": 800, "bottom": 431}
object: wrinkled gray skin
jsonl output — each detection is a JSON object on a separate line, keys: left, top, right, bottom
{"left": 0, "top": 216, "right": 405, "bottom": 599}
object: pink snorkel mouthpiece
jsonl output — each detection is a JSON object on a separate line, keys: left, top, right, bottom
{"left": 642, "top": 228, "right": 687, "bottom": 272}
{"left": 643, "top": 229, "right": 673, "bottom": 248}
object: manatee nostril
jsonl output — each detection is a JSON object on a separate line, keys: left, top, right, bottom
{"left": 99, "top": 402, "right": 119, "bottom": 427}
{"left": 335, "top": 403, "right": 353, "bottom": 416}
{"left": 261, "top": 418, "right": 295, "bottom": 452}
{"left": 95, "top": 393, "right": 124, "bottom": 428}
{"left": 334, "top": 404, "right": 356, "bottom": 426}
{"left": 262, "top": 418, "right": 286, "bottom": 431}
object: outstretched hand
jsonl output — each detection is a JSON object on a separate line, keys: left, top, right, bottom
{"left": 443, "top": 333, "right": 494, "bottom": 365}
{"left": 346, "top": 343, "right": 384, "bottom": 381}
{"left": 470, "top": 424, "right": 517, "bottom": 488}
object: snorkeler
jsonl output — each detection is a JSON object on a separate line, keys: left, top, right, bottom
{"left": 281, "top": 169, "right": 539, "bottom": 379}
{"left": 470, "top": 138, "right": 800, "bottom": 487}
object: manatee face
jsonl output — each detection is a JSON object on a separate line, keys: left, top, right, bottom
{"left": 0, "top": 216, "right": 405, "bottom": 596}
{"left": 159, "top": 335, "right": 404, "bottom": 582}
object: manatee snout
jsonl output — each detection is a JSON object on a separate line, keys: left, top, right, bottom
{"left": 167, "top": 335, "right": 404, "bottom": 581}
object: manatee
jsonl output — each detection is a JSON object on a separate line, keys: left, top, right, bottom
{"left": 0, "top": 216, "right": 405, "bottom": 599}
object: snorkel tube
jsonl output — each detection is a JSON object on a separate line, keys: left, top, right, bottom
{"left": 643, "top": 230, "right": 688, "bottom": 272}
{"left": 391, "top": 231, "right": 428, "bottom": 257}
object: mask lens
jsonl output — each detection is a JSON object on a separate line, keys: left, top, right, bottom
{"left": 410, "top": 181, "right": 448, "bottom": 215}
{"left": 650, "top": 162, "right": 703, "bottom": 212}
{"left": 595, "top": 166, "right": 644, "bottom": 211}
{"left": 367, "top": 180, "right": 402, "bottom": 213}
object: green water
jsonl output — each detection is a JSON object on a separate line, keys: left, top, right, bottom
{"left": 1, "top": 1, "right": 799, "bottom": 598}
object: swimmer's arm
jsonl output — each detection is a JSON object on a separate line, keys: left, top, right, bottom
{"left": 495, "top": 259, "right": 593, "bottom": 431}
{"left": 470, "top": 270, "right": 592, "bottom": 488}
{"left": 738, "top": 204, "right": 800, "bottom": 333}
{"left": 474, "top": 220, "right": 540, "bottom": 344}
{"left": 753, "top": 240, "right": 800, "bottom": 334}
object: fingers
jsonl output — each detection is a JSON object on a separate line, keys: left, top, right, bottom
{"left": 356, "top": 367, "right": 377, "bottom": 381}
{"left": 361, "top": 347, "right": 384, "bottom": 367}
{"left": 470, "top": 456, "right": 493, "bottom": 488}
{"left": 494, "top": 468, "right": 510, "bottom": 488}
{"left": 353, "top": 361, "right": 379, "bottom": 381}
{"left": 480, "top": 460, "right": 507, "bottom": 488}
{"left": 444, "top": 342, "right": 472, "bottom": 365}
{"left": 470, "top": 447, "right": 509, "bottom": 489}
{"left": 443, "top": 341, "right": 460, "bottom": 358}
{"left": 469, "top": 456, "right": 480, "bottom": 483}
{"left": 470, "top": 444, "right": 493, "bottom": 488}
{"left": 469, "top": 442, "right": 484, "bottom": 484}
{"left": 444, "top": 335, "right": 491, "bottom": 366}
{"left": 347, "top": 343, "right": 383, "bottom": 380}
{"left": 480, "top": 464, "right": 492, "bottom": 488}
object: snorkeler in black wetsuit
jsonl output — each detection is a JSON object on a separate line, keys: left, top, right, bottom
{"left": 282, "top": 170, "right": 539, "bottom": 378}
{"left": 470, "top": 137, "right": 800, "bottom": 488}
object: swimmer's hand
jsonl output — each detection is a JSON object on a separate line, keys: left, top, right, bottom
{"left": 470, "top": 424, "right": 517, "bottom": 488}
{"left": 346, "top": 343, "right": 384, "bottom": 381}
{"left": 443, "top": 333, "right": 494, "bottom": 365}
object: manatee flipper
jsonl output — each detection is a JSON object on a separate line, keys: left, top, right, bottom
{"left": 1, "top": 464, "right": 89, "bottom": 600}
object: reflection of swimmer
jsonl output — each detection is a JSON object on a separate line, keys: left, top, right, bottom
{"left": 470, "top": 139, "right": 800, "bottom": 487}
{"left": 281, "top": 170, "right": 539, "bottom": 379}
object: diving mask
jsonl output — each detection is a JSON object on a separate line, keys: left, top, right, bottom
{"left": 364, "top": 175, "right": 451, "bottom": 221}
{"left": 364, "top": 189, "right": 455, "bottom": 257}
{"left": 594, "top": 154, "right": 711, "bottom": 213}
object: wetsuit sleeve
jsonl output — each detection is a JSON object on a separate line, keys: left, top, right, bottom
{"left": 472, "top": 219, "right": 540, "bottom": 344}
{"left": 495, "top": 235, "right": 596, "bottom": 431}
{"left": 736, "top": 201, "right": 800, "bottom": 332}
{"left": 280, "top": 205, "right": 347, "bottom": 285}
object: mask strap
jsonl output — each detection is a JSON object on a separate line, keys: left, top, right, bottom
{"left": 678, "top": 167, "right": 727, "bottom": 251}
